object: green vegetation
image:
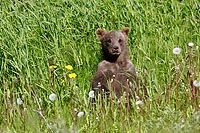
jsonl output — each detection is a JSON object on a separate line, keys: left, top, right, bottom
{"left": 0, "top": 0, "right": 199, "bottom": 132}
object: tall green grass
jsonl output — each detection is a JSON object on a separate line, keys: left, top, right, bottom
{"left": 0, "top": 0, "right": 199, "bottom": 132}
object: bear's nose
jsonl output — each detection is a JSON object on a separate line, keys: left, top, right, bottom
{"left": 113, "top": 46, "right": 119, "bottom": 51}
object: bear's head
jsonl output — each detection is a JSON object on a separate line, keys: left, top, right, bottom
{"left": 96, "top": 28, "right": 130, "bottom": 62}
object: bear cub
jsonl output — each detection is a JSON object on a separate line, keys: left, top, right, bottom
{"left": 92, "top": 27, "right": 137, "bottom": 99}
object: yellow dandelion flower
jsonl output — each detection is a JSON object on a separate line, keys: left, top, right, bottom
{"left": 68, "top": 73, "right": 77, "bottom": 79}
{"left": 65, "top": 65, "right": 73, "bottom": 70}
{"left": 49, "top": 66, "right": 53, "bottom": 69}
{"left": 49, "top": 65, "right": 57, "bottom": 69}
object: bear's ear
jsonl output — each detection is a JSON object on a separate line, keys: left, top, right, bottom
{"left": 121, "top": 27, "right": 130, "bottom": 36}
{"left": 96, "top": 29, "right": 106, "bottom": 41}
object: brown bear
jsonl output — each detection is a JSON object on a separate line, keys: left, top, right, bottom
{"left": 92, "top": 27, "right": 137, "bottom": 101}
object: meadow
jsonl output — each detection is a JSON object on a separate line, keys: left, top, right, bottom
{"left": 0, "top": 0, "right": 200, "bottom": 132}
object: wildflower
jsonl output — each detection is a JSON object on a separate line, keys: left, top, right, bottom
{"left": 49, "top": 65, "right": 57, "bottom": 69}
{"left": 193, "top": 80, "right": 200, "bottom": 87}
{"left": 49, "top": 93, "right": 56, "bottom": 101}
{"left": 188, "top": 42, "right": 194, "bottom": 47}
{"left": 17, "top": 98, "right": 23, "bottom": 105}
{"left": 196, "top": 46, "right": 199, "bottom": 50}
{"left": 173, "top": 47, "right": 181, "bottom": 55}
{"left": 135, "top": 100, "right": 143, "bottom": 106}
{"left": 89, "top": 90, "right": 95, "bottom": 98}
{"left": 65, "top": 65, "right": 73, "bottom": 70}
{"left": 68, "top": 73, "right": 77, "bottom": 78}
{"left": 77, "top": 111, "right": 84, "bottom": 118}
{"left": 61, "top": 80, "right": 65, "bottom": 84}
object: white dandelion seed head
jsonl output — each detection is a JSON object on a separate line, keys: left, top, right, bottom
{"left": 193, "top": 80, "right": 200, "bottom": 87}
{"left": 173, "top": 47, "right": 181, "bottom": 55}
{"left": 188, "top": 42, "right": 194, "bottom": 47}
{"left": 17, "top": 98, "right": 23, "bottom": 105}
{"left": 89, "top": 90, "right": 95, "bottom": 98}
{"left": 77, "top": 111, "right": 84, "bottom": 118}
{"left": 136, "top": 100, "right": 143, "bottom": 106}
{"left": 49, "top": 93, "right": 56, "bottom": 101}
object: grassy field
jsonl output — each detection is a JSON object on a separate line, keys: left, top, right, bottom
{"left": 0, "top": 0, "right": 200, "bottom": 132}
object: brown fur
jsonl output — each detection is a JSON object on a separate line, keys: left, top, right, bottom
{"left": 92, "top": 28, "right": 137, "bottom": 99}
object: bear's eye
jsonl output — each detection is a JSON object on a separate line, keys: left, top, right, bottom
{"left": 118, "top": 39, "right": 122, "bottom": 43}
{"left": 107, "top": 39, "right": 111, "bottom": 43}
